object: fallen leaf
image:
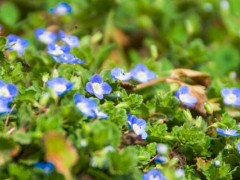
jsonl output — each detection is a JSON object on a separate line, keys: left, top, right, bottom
{"left": 189, "top": 85, "right": 208, "bottom": 115}
{"left": 171, "top": 69, "right": 211, "bottom": 87}
{"left": 44, "top": 131, "right": 78, "bottom": 180}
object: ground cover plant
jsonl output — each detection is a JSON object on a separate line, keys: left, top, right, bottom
{"left": 0, "top": 0, "right": 240, "bottom": 179}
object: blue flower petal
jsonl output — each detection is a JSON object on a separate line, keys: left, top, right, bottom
{"left": 110, "top": 68, "right": 131, "bottom": 81}
{"left": 94, "top": 92, "right": 104, "bottom": 99}
{"left": 216, "top": 128, "right": 240, "bottom": 137}
{"left": 179, "top": 86, "right": 190, "bottom": 94}
{"left": 34, "top": 162, "right": 54, "bottom": 174}
{"left": 90, "top": 74, "right": 103, "bottom": 83}
{"left": 0, "top": 98, "right": 11, "bottom": 114}
{"left": 232, "top": 88, "right": 240, "bottom": 96}
{"left": 154, "top": 156, "right": 168, "bottom": 164}
{"left": 143, "top": 169, "right": 166, "bottom": 180}
{"left": 46, "top": 77, "right": 73, "bottom": 96}
{"left": 221, "top": 88, "right": 231, "bottom": 96}
{"left": 102, "top": 82, "right": 112, "bottom": 94}
{"left": 50, "top": 2, "right": 72, "bottom": 15}
{"left": 86, "top": 82, "right": 94, "bottom": 94}
{"left": 7, "top": 84, "right": 18, "bottom": 97}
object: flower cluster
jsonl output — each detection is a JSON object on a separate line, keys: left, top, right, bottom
{"left": 74, "top": 94, "right": 107, "bottom": 119}
{"left": 35, "top": 28, "right": 83, "bottom": 64}
{"left": 45, "top": 75, "right": 109, "bottom": 119}
{"left": 7, "top": 34, "right": 28, "bottom": 55}
{"left": 175, "top": 85, "right": 197, "bottom": 107}
{"left": 127, "top": 113, "right": 147, "bottom": 139}
{"left": 0, "top": 80, "right": 18, "bottom": 114}
{"left": 110, "top": 64, "right": 156, "bottom": 83}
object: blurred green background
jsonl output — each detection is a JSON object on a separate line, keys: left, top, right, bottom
{"left": 1, "top": 0, "right": 240, "bottom": 77}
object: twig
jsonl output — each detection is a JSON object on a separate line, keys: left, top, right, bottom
{"left": 7, "top": 127, "right": 16, "bottom": 135}
{"left": 4, "top": 104, "right": 16, "bottom": 129}
{"left": 133, "top": 77, "right": 184, "bottom": 91}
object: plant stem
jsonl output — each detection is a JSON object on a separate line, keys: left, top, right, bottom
{"left": 4, "top": 104, "right": 16, "bottom": 129}
{"left": 133, "top": 77, "right": 183, "bottom": 91}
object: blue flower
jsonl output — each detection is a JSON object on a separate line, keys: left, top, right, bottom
{"left": 143, "top": 169, "right": 166, "bottom": 180}
{"left": 216, "top": 128, "right": 240, "bottom": 137}
{"left": 156, "top": 143, "right": 168, "bottom": 155}
{"left": 74, "top": 94, "right": 108, "bottom": 119}
{"left": 175, "top": 86, "right": 197, "bottom": 107}
{"left": 154, "top": 155, "right": 168, "bottom": 164}
{"left": 52, "top": 53, "right": 85, "bottom": 64}
{"left": 47, "top": 43, "right": 70, "bottom": 56}
{"left": 34, "top": 162, "right": 54, "bottom": 174}
{"left": 213, "top": 160, "right": 221, "bottom": 166}
{"left": 0, "top": 98, "right": 11, "bottom": 114}
{"left": 35, "top": 28, "right": 57, "bottom": 44}
{"left": 127, "top": 113, "right": 147, "bottom": 140}
{"left": 86, "top": 74, "right": 112, "bottom": 99}
{"left": 130, "top": 64, "right": 156, "bottom": 83}
{"left": 7, "top": 34, "right": 28, "bottom": 55}
{"left": 49, "top": 2, "right": 72, "bottom": 15}
{"left": 46, "top": 77, "right": 73, "bottom": 96}
{"left": 0, "top": 80, "right": 18, "bottom": 101}
{"left": 59, "top": 30, "right": 79, "bottom": 48}
{"left": 175, "top": 168, "right": 185, "bottom": 178}
{"left": 221, "top": 88, "right": 240, "bottom": 106}
{"left": 110, "top": 68, "right": 131, "bottom": 81}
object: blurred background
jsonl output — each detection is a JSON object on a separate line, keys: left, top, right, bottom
{"left": 0, "top": 0, "right": 240, "bottom": 78}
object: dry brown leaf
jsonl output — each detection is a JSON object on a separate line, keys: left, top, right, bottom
{"left": 171, "top": 69, "right": 211, "bottom": 87}
{"left": 189, "top": 85, "right": 208, "bottom": 115}
{"left": 111, "top": 28, "right": 130, "bottom": 47}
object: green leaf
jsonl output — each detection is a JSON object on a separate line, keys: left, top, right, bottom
{"left": 0, "top": 37, "right": 6, "bottom": 50}
{"left": 108, "top": 147, "right": 138, "bottom": 175}
{"left": 87, "top": 121, "right": 121, "bottom": 149}
{"left": 0, "top": 2, "right": 20, "bottom": 28}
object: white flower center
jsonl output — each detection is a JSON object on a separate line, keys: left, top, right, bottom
{"left": 179, "top": 94, "right": 191, "bottom": 103}
{"left": 225, "top": 94, "right": 237, "bottom": 104}
{"left": 157, "top": 144, "right": 168, "bottom": 154}
{"left": 11, "top": 41, "right": 22, "bottom": 51}
{"left": 137, "top": 71, "right": 147, "bottom": 81}
{"left": 52, "top": 84, "right": 66, "bottom": 93}
{"left": 39, "top": 32, "right": 53, "bottom": 44}
{"left": 132, "top": 124, "right": 144, "bottom": 135}
{"left": 224, "top": 129, "right": 236, "bottom": 136}
{"left": 56, "top": 6, "right": 67, "bottom": 15}
{"left": 92, "top": 83, "right": 102, "bottom": 93}
{"left": 77, "top": 102, "right": 91, "bottom": 115}
{"left": 0, "top": 87, "right": 10, "bottom": 97}
{"left": 49, "top": 46, "right": 64, "bottom": 56}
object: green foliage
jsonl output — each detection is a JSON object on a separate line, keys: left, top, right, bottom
{"left": 171, "top": 124, "right": 211, "bottom": 160}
